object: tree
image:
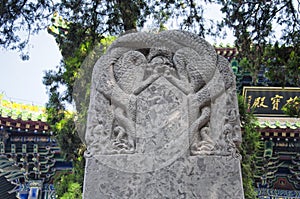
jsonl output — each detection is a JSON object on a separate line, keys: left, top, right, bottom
{"left": 43, "top": 0, "right": 218, "bottom": 163}
{"left": 43, "top": 32, "right": 112, "bottom": 197}
{"left": 217, "top": 0, "right": 300, "bottom": 86}
{"left": 53, "top": 154, "right": 85, "bottom": 199}
{"left": 0, "top": 0, "right": 57, "bottom": 59}
{"left": 238, "top": 95, "right": 260, "bottom": 199}
{"left": 263, "top": 42, "right": 300, "bottom": 86}
{"left": 2, "top": 1, "right": 288, "bottom": 197}
{"left": 1, "top": 0, "right": 216, "bottom": 60}
{"left": 282, "top": 96, "right": 300, "bottom": 118}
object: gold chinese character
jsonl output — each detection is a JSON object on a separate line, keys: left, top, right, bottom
{"left": 285, "top": 96, "right": 298, "bottom": 105}
{"left": 247, "top": 95, "right": 252, "bottom": 109}
{"left": 251, "top": 97, "right": 268, "bottom": 108}
{"left": 271, "top": 95, "right": 283, "bottom": 110}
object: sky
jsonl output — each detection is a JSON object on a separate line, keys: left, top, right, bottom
{"left": 0, "top": 31, "right": 62, "bottom": 106}
{"left": 0, "top": 3, "right": 234, "bottom": 107}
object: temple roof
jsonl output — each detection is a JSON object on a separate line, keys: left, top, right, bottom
{"left": 0, "top": 95, "right": 50, "bottom": 134}
{"left": 0, "top": 116, "right": 50, "bottom": 134}
{"left": 0, "top": 176, "right": 16, "bottom": 199}
{"left": 0, "top": 94, "right": 47, "bottom": 122}
{"left": 257, "top": 117, "right": 300, "bottom": 129}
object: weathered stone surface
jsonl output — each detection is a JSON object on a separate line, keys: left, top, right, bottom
{"left": 83, "top": 30, "right": 244, "bottom": 198}
{"left": 83, "top": 155, "right": 243, "bottom": 199}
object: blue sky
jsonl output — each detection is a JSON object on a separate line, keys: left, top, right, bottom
{"left": 0, "top": 31, "right": 62, "bottom": 106}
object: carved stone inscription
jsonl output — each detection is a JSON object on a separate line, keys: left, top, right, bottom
{"left": 136, "top": 77, "right": 188, "bottom": 154}
{"left": 83, "top": 30, "right": 244, "bottom": 199}
{"left": 84, "top": 30, "right": 242, "bottom": 168}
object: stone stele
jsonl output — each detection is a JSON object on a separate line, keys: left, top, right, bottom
{"left": 83, "top": 30, "right": 244, "bottom": 199}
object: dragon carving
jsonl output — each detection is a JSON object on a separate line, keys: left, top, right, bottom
{"left": 85, "top": 30, "right": 242, "bottom": 158}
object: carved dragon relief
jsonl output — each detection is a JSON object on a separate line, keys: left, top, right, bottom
{"left": 85, "top": 30, "right": 242, "bottom": 158}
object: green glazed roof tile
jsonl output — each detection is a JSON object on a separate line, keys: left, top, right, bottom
{"left": 257, "top": 120, "right": 300, "bottom": 129}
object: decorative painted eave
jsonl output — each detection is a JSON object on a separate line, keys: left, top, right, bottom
{"left": 0, "top": 94, "right": 47, "bottom": 122}
{"left": 254, "top": 117, "right": 300, "bottom": 141}
{"left": 256, "top": 117, "right": 300, "bottom": 129}
{"left": 0, "top": 176, "right": 16, "bottom": 199}
{"left": 0, "top": 111, "right": 47, "bottom": 123}
{"left": 0, "top": 155, "right": 23, "bottom": 194}
{"left": 215, "top": 47, "right": 238, "bottom": 59}
{"left": 257, "top": 188, "right": 300, "bottom": 198}
{"left": 0, "top": 116, "right": 51, "bottom": 134}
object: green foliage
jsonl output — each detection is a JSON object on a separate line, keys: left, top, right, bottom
{"left": 54, "top": 155, "right": 85, "bottom": 199}
{"left": 43, "top": 35, "right": 92, "bottom": 198}
{"left": 50, "top": 112, "right": 85, "bottom": 198}
{"left": 54, "top": 114, "right": 83, "bottom": 160}
{"left": 238, "top": 50, "right": 262, "bottom": 85}
{"left": 218, "top": 0, "right": 300, "bottom": 85}
{"left": 1, "top": 0, "right": 218, "bottom": 59}
{"left": 3, "top": 1, "right": 296, "bottom": 198}
{"left": 238, "top": 95, "right": 260, "bottom": 199}
{"left": 60, "top": 182, "right": 82, "bottom": 199}
{"left": 0, "top": 0, "right": 57, "bottom": 59}
{"left": 44, "top": 35, "right": 115, "bottom": 197}
{"left": 218, "top": 0, "right": 299, "bottom": 50}
{"left": 73, "top": 36, "right": 116, "bottom": 141}
{"left": 264, "top": 42, "right": 300, "bottom": 86}
{"left": 282, "top": 96, "right": 300, "bottom": 118}
{"left": 52, "top": 0, "right": 216, "bottom": 38}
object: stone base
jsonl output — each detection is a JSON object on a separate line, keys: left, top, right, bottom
{"left": 83, "top": 155, "right": 244, "bottom": 199}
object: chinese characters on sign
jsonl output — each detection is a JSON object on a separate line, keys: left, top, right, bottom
{"left": 243, "top": 87, "right": 300, "bottom": 116}
{"left": 271, "top": 95, "right": 283, "bottom": 110}
{"left": 249, "top": 96, "right": 268, "bottom": 109}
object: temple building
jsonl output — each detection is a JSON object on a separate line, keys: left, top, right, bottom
{"left": 216, "top": 47, "right": 300, "bottom": 198}
{"left": 243, "top": 87, "right": 300, "bottom": 199}
{"left": 12, "top": 15, "right": 298, "bottom": 197}
{"left": 0, "top": 95, "right": 72, "bottom": 199}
